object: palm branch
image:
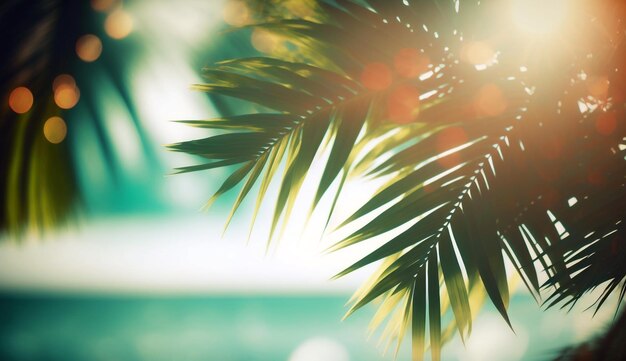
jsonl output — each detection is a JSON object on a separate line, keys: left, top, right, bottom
{"left": 0, "top": 0, "right": 155, "bottom": 235}
{"left": 172, "top": 0, "right": 626, "bottom": 359}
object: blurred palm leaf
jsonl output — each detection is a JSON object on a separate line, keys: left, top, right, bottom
{"left": 0, "top": 0, "right": 158, "bottom": 236}
{"left": 174, "top": 0, "right": 626, "bottom": 359}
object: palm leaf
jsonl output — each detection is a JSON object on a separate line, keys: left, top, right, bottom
{"left": 174, "top": 0, "right": 626, "bottom": 359}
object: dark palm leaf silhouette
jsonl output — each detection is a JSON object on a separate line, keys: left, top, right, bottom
{"left": 171, "top": 0, "right": 626, "bottom": 359}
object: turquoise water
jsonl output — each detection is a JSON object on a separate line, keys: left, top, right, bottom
{"left": 0, "top": 294, "right": 585, "bottom": 361}
{"left": 0, "top": 295, "right": 391, "bottom": 361}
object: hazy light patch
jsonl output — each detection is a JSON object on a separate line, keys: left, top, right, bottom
{"left": 571, "top": 288, "right": 619, "bottom": 342}
{"left": 130, "top": 47, "right": 218, "bottom": 210}
{"left": 131, "top": 59, "right": 214, "bottom": 145}
{"left": 130, "top": 0, "right": 224, "bottom": 45}
{"left": 0, "top": 214, "right": 374, "bottom": 295}
{"left": 289, "top": 337, "right": 350, "bottom": 361}
{"left": 511, "top": 0, "right": 567, "bottom": 35}
{"left": 125, "top": 0, "right": 222, "bottom": 145}
{"left": 454, "top": 314, "right": 528, "bottom": 361}
{"left": 461, "top": 41, "right": 497, "bottom": 67}
{"left": 105, "top": 100, "right": 144, "bottom": 175}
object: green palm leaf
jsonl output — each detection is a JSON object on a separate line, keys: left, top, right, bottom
{"left": 173, "top": 0, "right": 626, "bottom": 359}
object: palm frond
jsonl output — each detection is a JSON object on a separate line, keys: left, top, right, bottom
{"left": 0, "top": 1, "right": 156, "bottom": 236}
{"left": 174, "top": 0, "right": 626, "bottom": 359}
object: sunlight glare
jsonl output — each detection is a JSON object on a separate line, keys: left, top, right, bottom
{"left": 511, "top": 0, "right": 568, "bottom": 35}
{"left": 461, "top": 41, "right": 496, "bottom": 66}
{"left": 474, "top": 83, "right": 507, "bottom": 117}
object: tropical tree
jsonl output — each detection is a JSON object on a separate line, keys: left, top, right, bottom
{"left": 171, "top": 0, "right": 626, "bottom": 359}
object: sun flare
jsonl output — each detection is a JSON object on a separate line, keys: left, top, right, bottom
{"left": 511, "top": 0, "right": 568, "bottom": 35}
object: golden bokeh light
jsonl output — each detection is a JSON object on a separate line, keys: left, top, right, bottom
{"left": 105, "top": 9, "right": 133, "bottom": 39}
{"left": 251, "top": 28, "right": 282, "bottom": 54}
{"left": 284, "top": 0, "right": 315, "bottom": 19}
{"left": 223, "top": 0, "right": 251, "bottom": 26}
{"left": 587, "top": 76, "right": 610, "bottom": 101}
{"left": 91, "top": 0, "right": 119, "bottom": 12}
{"left": 360, "top": 63, "right": 393, "bottom": 91}
{"left": 511, "top": 0, "right": 568, "bottom": 35}
{"left": 461, "top": 41, "right": 496, "bottom": 66}
{"left": 394, "top": 48, "right": 430, "bottom": 78}
{"left": 43, "top": 116, "right": 68, "bottom": 144}
{"left": 53, "top": 74, "right": 76, "bottom": 92}
{"left": 474, "top": 83, "right": 507, "bottom": 117}
{"left": 595, "top": 111, "right": 617, "bottom": 136}
{"left": 76, "top": 34, "right": 103, "bottom": 62}
{"left": 436, "top": 127, "right": 469, "bottom": 168}
{"left": 54, "top": 84, "right": 80, "bottom": 110}
{"left": 387, "top": 85, "right": 421, "bottom": 124}
{"left": 8, "top": 87, "right": 34, "bottom": 114}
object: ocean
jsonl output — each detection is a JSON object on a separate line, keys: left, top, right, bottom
{"left": 0, "top": 293, "right": 597, "bottom": 361}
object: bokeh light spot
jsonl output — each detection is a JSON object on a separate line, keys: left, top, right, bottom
{"left": 360, "top": 63, "right": 392, "bottom": 91}
{"left": 394, "top": 48, "right": 430, "bottom": 78}
{"left": 285, "top": 0, "right": 315, "bottom": 19}
{"left": 91, "top": 0, "right": 119, "bottom": 12}
{"left": 76, "top": 34, "right": 103, "bottom": 62}
{"left": 595, "top": 111, "right": 617, "bottom": 136}
{"left": 436, "top": 127, "right": 468, "bottom": 168}
{"left": 474, "top": 83, "right": 507, "bottom": 117}
{"left": 461, "top": 41, "right": 496, "bottom": 66}
{"left": 8, "top": 87, "right": 33, "bottom": 114}
{"left": 43, "top": 116, "right": 67, "bottom": 144}
{"left": 53, "top": 74, "right": 76, "bottom": 92}
{"left": 54, "top": 84, "right": 80, "bottom": 110}
{"left": 587, "top": 76, "right": 610, "bottom": 101}
{"left": 387, "top": 85, "right": 420, "bottom": 123}
{"left": 223, "top": 0, "right": 251, "bottom": 26}
{"left": 105, "top": 9, "right": 133, "bottom": 39}
{"left": 251, "top": 28, "right": 282, "bottom": 54}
